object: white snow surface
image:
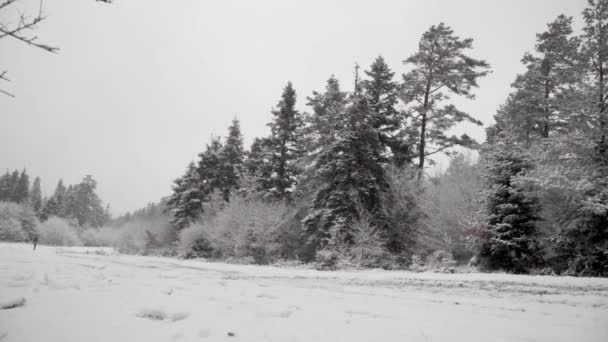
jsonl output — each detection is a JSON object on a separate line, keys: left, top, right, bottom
{"left": 1, "top": 243, "right": 607, "bottom": 342}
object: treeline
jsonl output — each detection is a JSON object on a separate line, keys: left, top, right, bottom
{"left": 164, "top": 1, "right": 608, "bottom": 276}
{"left": 0, "top": 169, "right": 110, "bottom": 243}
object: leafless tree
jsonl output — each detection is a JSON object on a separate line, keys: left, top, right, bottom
{"left": 0, "top": 0, "right": 110, "bottom": 97}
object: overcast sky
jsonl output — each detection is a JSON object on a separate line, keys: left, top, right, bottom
{"left": 0, "top": 0, "right": 587, "bottom": 215}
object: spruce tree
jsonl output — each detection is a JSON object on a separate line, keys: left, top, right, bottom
{"left": 219, "top": 118, "right": 245, "bottom": 200}
{"left": 303, "top": 95, "right": 387, "bottom": 255}
{"left": 12, "top": 169, "right": 30, "bottom": 204}
{"left": 265, "top": 82, "right": 304, "bottom": 200}
{"left": 402, "top": 23, "right": 490, "bottom": 177}
{"left": 304, "top": 76, "right": 348, "bottom": 154}
{"left": 0, "top": 171, "right": 10, "bottom": 201}
{"left": 167, "top": 162, "right": 204, "bottom": 230}
{"left": 362, "top": 56, "right": 412, "bottom": 166}
{"left": 197, "top": 137, "right": 224, "bottom": 198}
{"left": 30, "top": 177, "right": 42, "bottom": 216}
{"left": 243, "top": 137, "right": 273, "bottom": 195}
{"left": 478, "top": 132, "right": 543, "bottom": 273}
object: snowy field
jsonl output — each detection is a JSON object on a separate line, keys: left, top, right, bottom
{"left": 0, "top": 243, "right": 607, "bottom": 342}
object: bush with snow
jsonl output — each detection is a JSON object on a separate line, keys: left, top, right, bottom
{"left": 0, "top": 202, "right": 38, "bottom": 242}
{"left": 179, "top": 195, "right": 287, "bottom": 263}
{"left": 38, "top": 217, "right": 82, "bottom": 246}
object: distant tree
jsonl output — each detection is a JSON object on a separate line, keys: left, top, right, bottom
{"left": 11, "top": 169, "right": 29, "bottom": 204}
{"left": 0, "top": 170, "right": 12, "bottom": 201}
{"left": 402, "top": 23, "right": 490, "bottom": 177}
{"left": 30, "top": 177, "right": 42, "bottom": 216}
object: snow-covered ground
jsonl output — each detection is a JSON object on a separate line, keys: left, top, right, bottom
{"left": 0, "top": 243, "right": 607, "bottom": 342}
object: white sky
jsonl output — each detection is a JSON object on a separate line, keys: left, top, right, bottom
{"left": 0, "top": 0, "right": 587, "bottom": 215}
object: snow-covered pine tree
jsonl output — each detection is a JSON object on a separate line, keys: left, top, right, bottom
{"left": 402, "top": 23, "right": 490, "bottom": 177}
{"left": 30, "top": 177, "right": 42, "bottom": 217}
{"left": 304, "top": 76, "right": 348, "bottom": 154}
{"left": 477, "top": 132, "right": 543, "bottom": 273}
{"left": 264, "top": 82, "right": 305, "bottom": 201}
{"left": 243, "top": 137, "right": 273, "bottom": 195}
{"left": 70, "top": 175, "right": 106, "bottom": 227}
{"left": 302, "top": 94, "right": 387, "bottom": 259}
{"left": 197, "top": 137, "right": 224, "bottom": 198}
{"left": 362, "top": 56, "right": 412, "bottom": 166}
{"left": 494, "top": 15, "right": 579, "bottom": 146}
{"left": 0, "top": 170, "right": 11, "bottom": 201}
{"left": 11, "top": 169, "right": 29, "bottom": 204}
{"left": 544, "top": 0, "right": 608, "bottom": 276}
{"left": 219, "top": 118, "right": 245, "bottom": 200}
{"left": 166, "top": 162, "right": 204, "bottom": 230}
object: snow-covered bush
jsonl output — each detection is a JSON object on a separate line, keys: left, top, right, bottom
{"left": 179, "top": 196, "right": 287, "bottom": 263}
{"left": 0, "top": 202, "right": 37, "bottom": 242}
{"left": 38, "top": 217, "right": 82, "bottom": 246}
{"left": 80, "top": 227, "right": 119, "bottom": 247}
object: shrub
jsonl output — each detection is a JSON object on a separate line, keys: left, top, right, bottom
{"left": 0, "top": 202, "right": 37, "bottom": 242}
{"left": 178, "top": 196, "right": 287, "bottom": 263}
{"left": 38, "top": 217, "right": 82, "bottom": 246}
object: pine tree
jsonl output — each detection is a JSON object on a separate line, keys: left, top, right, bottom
{"left": 362, "top": 56, "right": 412, "bottom": 166}
{"left": 71, "top": 175, "right": 106, "bottom": 227}
{"left": 402, "top": 23, "right": 490, "bottom": 177}
{"left": 0, "top": 170, "right": 11, "bottom": 201}
{"left": 303, "top": 95, "right": 387, "bottom": 255}
{"left": 219, "top": 118, "right": 245, "bottom": 200}
{"left": 477, "top": 132, "right": 543, "bottom": 273}
{"left": 243, "top": 137, "right": 274, "bottom": 196}
{"left": 197, "top": 137, "right": 224, "bottom": 198}
{"left": 304, "top": 76, "right": 348, "bottom": 154}
{"left": 265, "top": 82, "right": 305, "bottom": 200}
{"left": 12, "top": 169, "right": 30, "bottom": 204}
{"left": 167, "top": 162, "right": 204, "bottom": 229}
{"left": 30, "top": 177, "right": 42, "bottom": 217}
{"left": 495, "top": 15, "right": 580, "bottom": 145}
{"left": 544, "top": 0, "right": 608, "bottom": 276}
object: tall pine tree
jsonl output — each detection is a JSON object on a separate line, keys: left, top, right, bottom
{"left": 30, "top": 177, "right": 42, "bottom": 217}
{"left": 402, "top": 23, "right": 490, "bottom": 177}
{"left": 264, "top": 82, "right": 304, "bottom": 200}
{"left": 219, "top": 118, "right": 245, "bottom": 200}
{"left": 303, "top": 94, "right": 387, "bottom": 256}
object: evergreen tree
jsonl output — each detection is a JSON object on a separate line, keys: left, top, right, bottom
{"left": 219, "top": 118, "right": 245, "bottom": 200}
{"left": 243, "top": 137, "right": 273, "bottom": 195}
{"left": 30, "top": 177, "right": 42, "bottom": 216}
{"left": 12, "top": 169, "right": 30, "bottom": 204}
{"left": 71, "top": 175, "right": 106, "bottom": 227}
{"left": 304, "top": 76, "right": 348, "bottom": 154}
{"left": 544, "top": 0, "right": 608, "bottom": 276}
{"left": 265, "top": 82, "right": 305, "bottom": 200}
{"left": 167, "top": 162, "right": 204, "bottom": 229}
{"left": 303, "top": 95, "right": 387, "bottom": 254}
{"left": 402, "top": 23, "right": 490, "bottom": 177}
{"left": 0, "top": 170, "right": 11, "bottom": 201}
{"left": 197, "top": 137, "right": 224, "bottom": 198}
{"left": 580, "top": 0, "right": 608, "bottom": 159}
{"left": 477, "top": 132, "right": 543, "bottom": 273}
{"left": 362, "top": 56, "right": 412, "bottom": 166}
{"left": 492, "top": 15, "right": 580, "bottom": 146}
